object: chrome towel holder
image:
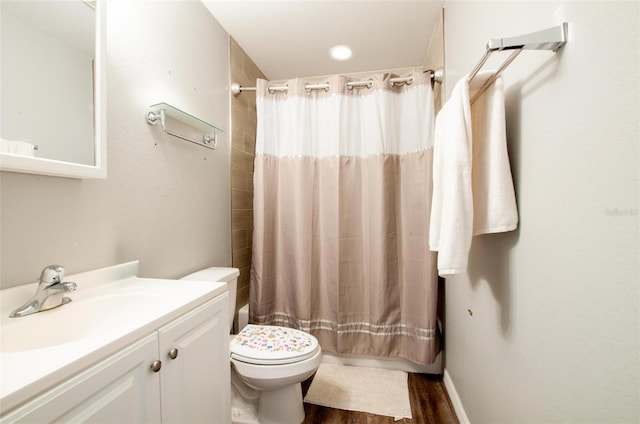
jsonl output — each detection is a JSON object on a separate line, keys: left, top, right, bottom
{"left": 467, "top": 22, "right": 568, "bottom": 103}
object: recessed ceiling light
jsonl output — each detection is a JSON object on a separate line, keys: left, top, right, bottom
{"left": 329, "top": 45, "right": 352, "bottom": 61}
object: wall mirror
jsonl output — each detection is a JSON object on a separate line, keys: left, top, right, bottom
{"left": 0, "top": 0, "right": 106, "bottom": 179}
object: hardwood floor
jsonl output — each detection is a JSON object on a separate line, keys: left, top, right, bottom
{"left": 301, "top": 372, "right": 459, "bottom": 424}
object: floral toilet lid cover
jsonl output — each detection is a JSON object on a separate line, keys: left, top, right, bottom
{"left": 230, "top": 324, "right": 320, "bottom": 364}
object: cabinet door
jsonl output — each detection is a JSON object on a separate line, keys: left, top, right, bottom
{"left": 1, "top": 334, "right": 161, "bottom": 424}
{"left": 158, "top": 295, "right": 230, "bottom": 424}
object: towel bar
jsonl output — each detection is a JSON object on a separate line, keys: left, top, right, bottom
{"left": 468, "top": 23, "right": 568, "bottom": 103}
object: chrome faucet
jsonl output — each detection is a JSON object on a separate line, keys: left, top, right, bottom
{"left": 9, "top": 265, "right": 77, "bottom": 318}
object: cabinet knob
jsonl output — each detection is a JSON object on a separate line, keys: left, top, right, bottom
{"left": 168, "top": 348, "right": 179, "bottom": 360}
{"left": 150, "top": 360, "right": 162, "bottom": 372}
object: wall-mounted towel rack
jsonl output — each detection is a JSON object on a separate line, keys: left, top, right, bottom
{"left": 468, "top": 22, "right": 568, "bottom": 103}
{"left": 146, "top": 103, "right": 223, "bottom": 150}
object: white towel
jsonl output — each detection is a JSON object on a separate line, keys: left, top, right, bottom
{"left": 429, "top": 75, "right": 474, "bottom": 276}
{"left": 470, "top": 74, "right": 518, "bottom": 235}
{"left": 429, "top": 72, "right": 518, "bottom": 276}
{"left": 1, "top": 138, "right": 35, "bottom": 157}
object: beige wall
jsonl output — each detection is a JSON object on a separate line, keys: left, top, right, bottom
{"left": 0, "top": 1, "right": 231, "bottom": 288}
{"left": 230, "top": 38, "right": 266, "bottom": 313}
{"left": 443, "top": 2, "right": 639, "bottom": 422}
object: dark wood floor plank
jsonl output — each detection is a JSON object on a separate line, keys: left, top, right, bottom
{"left": 408, "top": 373, "right": 458, "bottom": 423}
{"left": 302, "top": 371, "right": 458, "bottom": 424}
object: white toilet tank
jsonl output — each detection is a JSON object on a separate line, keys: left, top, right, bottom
{"left": 180, "top": 267, "right": 240, "bottom": 332}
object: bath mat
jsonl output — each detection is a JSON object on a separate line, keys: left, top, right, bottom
{"left": 304, "top": 363, "right": 412, "bottom": 420}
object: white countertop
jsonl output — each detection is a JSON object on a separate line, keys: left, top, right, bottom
{"left": 0, "top": 261, "right": 227, "bottom": 415}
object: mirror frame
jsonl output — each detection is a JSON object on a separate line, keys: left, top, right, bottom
{"left": 0, "top": 0, "right": 106, "bottom": 179}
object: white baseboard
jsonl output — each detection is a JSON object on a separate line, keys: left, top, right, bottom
{"left": 443, "top": 369, "right": 470, "bottom": 424}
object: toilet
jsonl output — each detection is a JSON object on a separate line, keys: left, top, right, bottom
{"left": 180, "top": 267, "right": 321, "bottom": 424}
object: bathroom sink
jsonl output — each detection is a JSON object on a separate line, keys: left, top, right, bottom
{"left": 0, "top": 261, "right": 228, "bottom": 413}
{"left": 0, "top": 292, "right": 165, "bottom": 353}
{"left": 1, "top": 310, "right": 94, "bottom": 353}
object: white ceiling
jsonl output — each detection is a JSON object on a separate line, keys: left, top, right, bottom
{"left": 202, "top": 1, "right": 444, "bottom": 81}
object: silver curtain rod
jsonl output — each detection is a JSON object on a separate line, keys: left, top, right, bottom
{"left": 468, "top": 22, "right": 568, "bottom": 104}
{"left": 231, "top": 68, "right": 444, "bottom": 96}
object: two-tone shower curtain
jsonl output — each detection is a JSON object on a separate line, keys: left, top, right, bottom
{"left": 250, "top": 70, "right": 439, "bottom": 364}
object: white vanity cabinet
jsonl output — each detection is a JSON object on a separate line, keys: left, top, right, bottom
{"left": 158, "top": 294, "right": 230, "bottom": 423}
{"left": 0, "top": 334, "right": 162, "bottom": 423}
{"left": 0, "top": 295, "right": 230, "bottom": 424}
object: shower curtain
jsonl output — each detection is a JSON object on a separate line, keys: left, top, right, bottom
{"left": 250, "top": 70, "right": 440, "bottom": 364}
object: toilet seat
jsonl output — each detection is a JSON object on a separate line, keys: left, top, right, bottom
{"left": 230, "top": 324, "right": 319, "bottom": 365}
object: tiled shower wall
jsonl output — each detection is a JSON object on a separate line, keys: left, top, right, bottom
{"left": 230, "top": 38, "right": 266, "bottom": 315}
